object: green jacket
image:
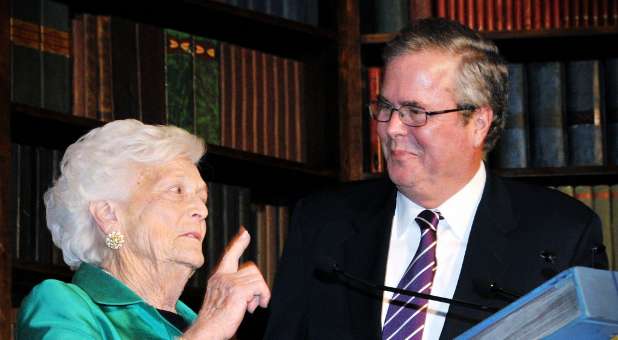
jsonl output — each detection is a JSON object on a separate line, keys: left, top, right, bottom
{"left": 17, "top": 263, "right": 197, "bottom": 339}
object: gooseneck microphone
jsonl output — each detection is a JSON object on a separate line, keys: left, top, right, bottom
{"left": 316, "top": 256, "right": 499, "bottom": 313}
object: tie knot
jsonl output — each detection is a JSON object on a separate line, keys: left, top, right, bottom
{"left": 415, "top": 209, "right": 441, "bottom": 232}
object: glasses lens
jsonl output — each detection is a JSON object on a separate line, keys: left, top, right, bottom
{"left": 399, "top": 106, "right": 426, "bottom": 126}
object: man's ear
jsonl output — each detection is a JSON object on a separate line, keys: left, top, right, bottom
{"left": 473, "top": 106, "right": 493, "bottom": 148}
{"left": 89, "top": 201, "right": 120, "bottom": 235}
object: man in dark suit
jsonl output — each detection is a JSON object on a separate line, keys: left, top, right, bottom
{"left": 264, "top": 18, "right": 607, "bottom": 340}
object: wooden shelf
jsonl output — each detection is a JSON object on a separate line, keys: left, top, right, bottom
{"left": 60, "top": 0, "right": 337, "bottom": 60}
{"left": 11, "top": 103, "right": 338, "bottom": 202}
{"left": 361, "top": 26, "right": 618, "bottom": 65}
{"left": 493, "top": 166, "right": 618, "bottom": 186}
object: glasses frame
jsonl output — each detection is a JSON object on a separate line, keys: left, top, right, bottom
{"left": 368, "top": 99, "right": 477, "bottom": 127}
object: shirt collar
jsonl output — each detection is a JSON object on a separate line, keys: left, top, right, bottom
{"left": 72, "top": 263, "right": 197, "bottom": 321}
{"left": 437, "top": 162, "right": 486, "bottom": 240}
{"left": 394, "top": 161, "right": 486, "bottom": 240}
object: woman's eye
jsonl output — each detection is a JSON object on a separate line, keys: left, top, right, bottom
{"left": 169, "top": 186, "right": 182, "bottom": 194}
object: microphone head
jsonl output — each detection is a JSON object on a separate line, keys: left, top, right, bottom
{"left": 314, "top": 255, "right": 340, "bottom": 274}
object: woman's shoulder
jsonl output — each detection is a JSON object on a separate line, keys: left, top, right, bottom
{"left": 18, "top": 279, "right": 104, "bottom": 339}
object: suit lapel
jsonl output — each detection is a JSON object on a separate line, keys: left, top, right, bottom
{"left": 341, "top": 184, "right": 396, "bottom": 339}
{"left": 440, "top": 175, "right": 519, "bottom": 339}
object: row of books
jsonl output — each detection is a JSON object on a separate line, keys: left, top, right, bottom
{"left": 218, "top": 0, "right": 319, "bottom": 26}
{"left": 494, "top": 59, "right": 618, "bottom": 169}
{"left": 367, "top": 0, "right": 618, "bottom": 34}
{"left": 552, "top": 184, "right": 618, "bottom": 270}
{"left": 10, "top": 0, "right": 308, "bottom": 163}
{"left": 8, "top": 143, "right": 290, "bottom": 289}
{"left": 435, "top": 0, "right": 618, "bottom": 32}
{"left": 364, "top": 59, "right": 618, "bottom": 175}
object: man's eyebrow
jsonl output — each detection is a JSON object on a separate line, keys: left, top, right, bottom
{"left": 378, "top": 95, "right": 424, "bottom": 109}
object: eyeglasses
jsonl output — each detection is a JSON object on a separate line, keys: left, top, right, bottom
{"left": 368, "top": 99, "right": 477, "bottom": 127}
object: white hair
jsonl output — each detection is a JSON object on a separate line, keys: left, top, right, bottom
{"left": 44, "top": 119, "right": 206, "bottom": 269}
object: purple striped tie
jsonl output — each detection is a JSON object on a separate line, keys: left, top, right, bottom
{"left": 382, "top": 209, "right": 440, "bottom": 340}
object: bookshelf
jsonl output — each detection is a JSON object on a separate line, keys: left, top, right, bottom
{"left": 0, "top": 0, "right": 340, "bottom": 337}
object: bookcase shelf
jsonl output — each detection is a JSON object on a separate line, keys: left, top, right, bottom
{"left": 361, "top": 26, "right": 618, "bottom": 65}
{"left": 60, "top": 0, "right": 337, "bottom": 59}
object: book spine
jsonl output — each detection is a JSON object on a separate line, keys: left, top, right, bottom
{"left": 606, "top": 58, "right": 618, "bottom": 166}
{"left": 138, "top": 23, "right": 166, "bottom": 125}
{"left": 165, "top": 29, "right": 195, "bottom": 133}
{"left": 367, "top": 67, "right": 384, "bottom": 173}
{"left": 528, "top": 62, "right": 566, "bottom": 167}
{"left": 611, "top": 185, "right": 618, "bottom": 269}
{"left": 565, "top": 60, "right": 603, "bottom": 166}
{"left": 514, "top": 0, "right": 523, "bottom": 30}
{"left": 194, "top": 35, "right": 220, "bottom": 145}
{"left": 41, "top": 0, "right": 70, "bottom": 114}
{"left": 495, "top": 0, "right": 504, "bottom": 31}
{"left": 486, "top": 0, "right": 495, "bottom": 31}
{"left": 409, "top": 0, "right": 433, "bottom": 21}
{"left": 250, "top": 50, "right": 259, "bottom": 154}
{"left": 71, "top": 16, "right": 85, "bottom": 117}
{"left": 10, "top": 0, "right": 42, "bottom": 108}
{"left": 477, "top": 0, "right": 485, "bottom": 30}
{"left": 96, "top": 16, "right": 113, "bottom": 121}
{"left": 83, "top": 15, "right": 99, "bottom": 119}
{"left": 496, "top": 63, "right": 528, "bottom": 168}
{"left": 111, "top": 17, "right": 140, "bottom": 119}
{"left": 375, "top": 0, "right": 408, "bottom": 33}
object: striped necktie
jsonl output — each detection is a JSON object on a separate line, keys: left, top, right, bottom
{"left": 382, "top": 209, "right": 441, "bottom": 340}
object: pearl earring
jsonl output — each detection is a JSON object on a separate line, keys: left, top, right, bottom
{"left": 105, "top": 231, "right": 125, "bottom": 250}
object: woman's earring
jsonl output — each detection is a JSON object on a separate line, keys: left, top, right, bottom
{"left": 105, "top": 231, "right": 125, "bottom": 250}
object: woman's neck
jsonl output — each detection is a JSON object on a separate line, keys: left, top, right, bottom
{"left": 102, "top": 254, "right": 194, "bottom": 313}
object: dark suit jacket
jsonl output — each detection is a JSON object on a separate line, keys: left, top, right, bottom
{"left": 264, "top": 174, "right": 608, "bottom": 340}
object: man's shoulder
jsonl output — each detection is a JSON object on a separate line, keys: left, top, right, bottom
{"left": 299, "top": 177, "right": 396, "bottom": 210}
{"left": 492, "top": 175, "right": 594, "bottom": 218}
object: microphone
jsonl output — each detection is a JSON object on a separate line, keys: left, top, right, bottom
{"left": 472, "top": 279, "right": 521, "bottom": 302}
{"left": 315, "top": 256, "right": 499, "bottom": 313}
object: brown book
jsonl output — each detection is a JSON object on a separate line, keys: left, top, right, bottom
{"left": 562, "top": 0, "right": 570, "bottom": 28}
{"left": 486, "top": 0, "right": 495, "bottom": 31}
{"left": 111, "top": 17, "right": 139, "bottom": 120}
{"left": 514, "top": 0, "right": 523, "bottom": 30}
{"left": 467, "top": 0, "right": 476, "bottom": 29}
{"left": 457, "top": 0, "right": 466, "bottom": 25}
{"left": 250, "top": 49, "right": 259, "bottom": 154}
{"left": 613, "top": 0, "right": 618, "bottom": 25}
{"left": 591, "top": 0, "right": 599, "bottom": 26}
{"left": 240, "top": 47, "right": 249, "bottom": 152}
{"left": 477, "top": 0, "right": 486, "bottom": 30}
{"left": 71, "top": 17, "right": 85, "bottom": 117}
{"left": 270, "top": 55, "right": 281, "bottom": 159}
{"left": 572, "top": 0, "right": 581, "bottom": 27}
{"left": 543, "top": 0, "right": 551, "bottom": 29}
{"left": 138, "top": 23, "right": 165, "bottom": 125}
{"left": 437, "top": 0, "right": 447, "bottom": 17}
{"left": 220, "top": 42, "right": 231, "bottom": 148}
{"left": 496, "top": 0, "right": 504, "bottom": 31}
{"left": 283, "top": 58, "right": 292, "bottom": 161}
{"left": 367, "top": 67, "right": 384, "bottom": 174}
{"left": 505, "top": 0, "right": 513, "bottom": 30}
{"left": 448, "top": 0, "right": 457, "bottom": 20}
{"left": 230, "top": 44, "right": 240, "bottom": 149}
{"left": 552, "top": 0, "right": 561, "bottom": 28}
{"left": 96, "top": 16, "right": 113, "bottom": 121}
{"left": 293, "top": 60, "right": 304, "bottom": 162}
{"left": 84, "top": 14, "right": 99, "bottom": 119}
{"left": 409, "top": 0, "right": 433, "bottom": 20}
{"left": 533, "top": 0, "right": 542, "bottom": 30}
{"left": 524, "top": 0, "right": 533, "bottom": 29}
{"left": 258, "top": 51, "right": 268, "bottom": 156}
{"left": 600, "top": 0, "right": 609, "bottom": 26}
{"left": 582, "top": 0, "right": 590, "bottom": 27}
{"left": 265, "top": 53, "right": 276, "bottom": 158}
{"left": 276, "top": 56, "right": 288, "bottom": 160}
{"left": 264, "top": 205, "right": 278, "bottom": 288}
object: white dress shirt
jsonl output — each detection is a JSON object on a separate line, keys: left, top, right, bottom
{"left": 381, "top": 162, "right": 487, "bottom": 340}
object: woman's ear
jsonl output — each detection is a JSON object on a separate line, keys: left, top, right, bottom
{"left": 89, "top": 201, "right": 119, "bottom": 235}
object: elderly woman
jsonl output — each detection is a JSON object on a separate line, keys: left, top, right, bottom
{"left": 17, "top": 119, "right": 270, "bottom": 339}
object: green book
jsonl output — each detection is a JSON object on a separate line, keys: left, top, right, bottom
{"left": 165, "top": 29, "right": 195, "bottom": 133}
{"left": 194, "top": 35, "right": 220, "bottom": 145}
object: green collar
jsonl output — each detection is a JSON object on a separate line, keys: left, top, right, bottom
{"left": 73, "top": 263, "right": 143, "bottom": 305}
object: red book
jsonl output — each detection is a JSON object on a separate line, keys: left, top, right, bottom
{"left": 600, "top": 0, "right": 609, "bottom": 26}
{"left": 477, "top": 0, "right": 486, "bottom": 30}
{"left": 458, "top": 0, "right": 466, "bottom": 25}
{"left": 533, "top": 0, "right": 542, "bottom": 30}
{"left": 552, "top": 0, "right": 560, "bottom": 28}
{"left": 562, "top": 0, "right": 570, "bottom": 28}
{"left": 572, "top": 0, "right": 581, "bottom": 27}
{"left": 448, "top": 0, "right": 457, "bottom": 20}
{"left": 524, "top": 0, "right": 533, "bottom": 30}
{"left": 514, "top": 0, "right": 523, "bottom": 30}
{"left": 437, "top": 0, "right": 447, "bottom": 17}
{"left": 505, "top": 0, "right": 513, "bottom": 30}
{"left": 467, "top": 0, "right": 475, "bottom": 29}
{"left": 486, "top": 0, "right": 495, "bottom": 31}
{"left": 613, "top": 0, "right": 618, "bottom": 25}
{"left": 582, "top": 0, "right": 590, "bottom": 27}
{"left": 409, "top": 0, "right": 433, "bottom": 20}
{"left": 591, "top": 0, "right": 599, "bottom": 26}
{"left": 496, "top": 0, "right": 504, "bottom": 31}
{"left": 543, "top": 0, "right": 551, "bottom": 29}
{"left": 367, "top": 67, "right": 383, "bottom": 174}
